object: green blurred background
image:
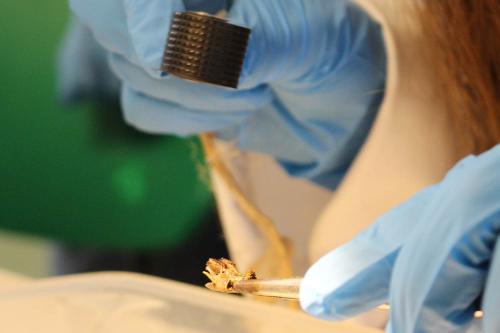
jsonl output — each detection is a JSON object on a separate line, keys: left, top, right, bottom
{"left": 0, "top": 2, "right": 215, "bottom": 276}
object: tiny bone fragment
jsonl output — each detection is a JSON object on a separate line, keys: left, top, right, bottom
{"left": 203, "top": 258, "right": 257, "bottom": 293}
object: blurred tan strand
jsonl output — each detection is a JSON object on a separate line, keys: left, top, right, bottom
{"left": 199, "top": 133, "right": 293, "bottom": 278}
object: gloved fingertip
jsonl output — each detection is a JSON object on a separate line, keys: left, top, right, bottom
{"left": 299, "top": 228, "right": 402, "bottom": 321}
{"left": 299, "top": 271, "right": 347, "bottom": 321}
{"left": 299, "top": 253, "right": 366, "bottom": 321}
{"left": 124, "top": 0, "right": 185, "bottom": 73}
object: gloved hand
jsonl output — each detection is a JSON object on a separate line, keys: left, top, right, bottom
{"left": 58, "top": 1, "right": 229, "bottom": 104}
{"left": 57, "top": 16, "right": 121, "bottom": 104}
{"left": 69, "top": 0, "right": 386, "bottom": 188}
{"left": 300, "top": 144, "right": 500, "bottom": 333}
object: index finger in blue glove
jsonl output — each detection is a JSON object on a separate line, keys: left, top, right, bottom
{"left": 388, "top": 149, "right": 500, "bottom": 333}
{"left": 70, "top": 0, "right": 184, "bottom": 77}
{"left": 121, "top": 84, "right": 251, "bottom": 136}
{"left": 109, "top": 52, "right": 274, "bottom": 112}
{"left": 300, "top": 185, "right": 437, "bottom": 320}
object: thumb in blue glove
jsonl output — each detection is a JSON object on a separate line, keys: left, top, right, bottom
{"left": 301, "top": 144, "right": 500, "bottom": 333}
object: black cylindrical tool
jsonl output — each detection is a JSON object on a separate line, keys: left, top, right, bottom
{"left": 161, "top": 11, "right": 251, "bottom": 89}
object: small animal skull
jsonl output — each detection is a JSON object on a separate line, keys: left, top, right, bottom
{"left": 203, "top": 258, "right": 257, "bottom": 293}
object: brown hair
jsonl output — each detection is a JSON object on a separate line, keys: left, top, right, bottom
{"left": 418, "top": 1, "right": 500, "bottom": 154}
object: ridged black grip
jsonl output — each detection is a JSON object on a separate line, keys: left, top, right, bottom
{"left": 161, "top": 11, "right": 251, "bottom": 88}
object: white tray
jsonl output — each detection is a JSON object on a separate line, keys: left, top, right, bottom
{"left": 0, "top": 272, "right": 381, "bottom": 333}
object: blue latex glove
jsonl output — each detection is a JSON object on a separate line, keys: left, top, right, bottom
{"left": 58, "top": 1, "right": 228, "bottom": 104}
{"left": 57, "top": 16, "right": 121, "bottom": 104}
{"left": 69, "top": 0, "right": 386, "bottom": 188}
{"left": 300, "top": 144, "right": 500, "bottom": 333}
